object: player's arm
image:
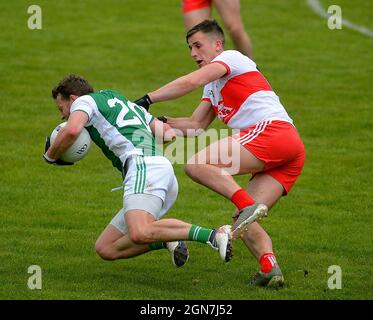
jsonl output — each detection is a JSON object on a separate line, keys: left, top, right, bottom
{"left": 161, "top": 100, "right": 216, "bottom": 137}
{"left": 45, "top": 111, "right": 88, "bottom": 161}
{"left": 135, "top": 62, "right": 227, "bottom": 108}
{"left": 149, "top": 117, "right": 176, "bottom": 144}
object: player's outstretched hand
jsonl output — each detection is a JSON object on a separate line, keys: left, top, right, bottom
{"left": 43, "top": 154, "right": 74, "bottom": 166}
{"left": 134, "top": 94, "right": 152, "bottom": 111}
{"left": 43, "top": 136, "right": 74, "bottom": 166}
{"left": 163, "top": 123, "right": 176, "bottom": 143}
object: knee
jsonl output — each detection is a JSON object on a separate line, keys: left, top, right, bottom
{"left": 129, "top": 229, "right": 151, "bottom": 245}
{"left": 95, "top": 241, "right": 117, "bottom": 261}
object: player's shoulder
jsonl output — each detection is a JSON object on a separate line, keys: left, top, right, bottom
{"left": 90, "top": 89, "right": 120, "bottom": 98}
{"left": 72, "top": 94, "right": 96, "bottom": 108}
{"left": 214, "top": 50, "right": 243, "bottom": 61}
{"left": 70, "top": 94, "right": 97, "bottom": 119}
{"left": 214, "top": 50, "right": 257, "bottom": 71}
{"left": 89, "top": 89, "right": 129, "bottom": 104}
{"left": 214, "top": 50, "right": 254, "bottom": 65}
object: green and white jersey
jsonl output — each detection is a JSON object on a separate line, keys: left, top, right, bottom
{"left": 70, "top": 90, "right": 161, "bottom": 172}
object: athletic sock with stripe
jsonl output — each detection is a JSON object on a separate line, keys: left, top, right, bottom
{"left": 260, "top": 252, "right": 278, "bottom": 273}
{"left": 230, "top": 188, "right": 255, "bottom": 211}
{"left": 188, "top": 225, "right": 214, "bottom": 244}
{"left": 148, "top": 242, "right": 166, "bottom": 251}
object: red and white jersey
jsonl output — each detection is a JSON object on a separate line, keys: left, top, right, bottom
{"left": 202, "top": 50, "right": 293, "bottom": 129}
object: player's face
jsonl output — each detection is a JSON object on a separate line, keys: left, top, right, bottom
{"left": 188, "top": 31, "right": 223, "bottom": 68}
{"left": 55, "top": 93, "right": 73, "bottom": 120}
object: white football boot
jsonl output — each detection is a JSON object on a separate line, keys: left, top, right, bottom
{"left": 207, "top": 225, "right": 233, "bottom": 262}
{"left": 166, "top": 241, "right": 189, "bottom": 268}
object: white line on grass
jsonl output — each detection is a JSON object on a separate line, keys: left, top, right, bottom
{"left": 306, "top": 0, "right": 373, "bottom": 37}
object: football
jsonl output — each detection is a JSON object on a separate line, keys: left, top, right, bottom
{"left": 50, "top": 122, "right": 92, "bottom": 163}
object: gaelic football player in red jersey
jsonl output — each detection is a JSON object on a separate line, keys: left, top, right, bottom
{"left": 135, "top": 20, "right": 305, "bottom": 288}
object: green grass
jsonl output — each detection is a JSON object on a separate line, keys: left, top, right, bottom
{"left": 0, "top": 0, "right": 372, "bottom": 300}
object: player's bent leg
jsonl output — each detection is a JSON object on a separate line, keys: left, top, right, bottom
{"left": 124, "top": 189, "right": 231, "bottom": 265}
{"left": 185, "top": 137, "right": 264, "bottom": 199}
{"left": 239, "top": 222, "right": 273, "bottom": 261}
{"left": 123, "top": 193, "right": 184, "bottom": 244}
{"left": 188, "top": 136, "right": 264, "bottom": 173}
{"left": 125, "top": 209, "right": 160, "bottom": 245}
{"left": 247, "top": 173, "right": 285, "bottom": 209}
{"left": 96, "top": 216, "right": 189, "bottom": 267}
{"left": 125, "top": 209, "right": 191, "bottom": 244}
{"left": 185, "top": 163, "right": 242, "bottom": 199}
{"left": 232, "top": 173, "right": 284, "bottom": 239}
{"left": 186, "top": 137, "right": 269, "bottom": 235}
{"left": 125, "top": 209, "right": 232, "bottom": 263}
{"left": 95, "top": 224, "right": 150, "bottom": 260}
{"left": 238, "top": 173, "right": 285, "bottom": 288}
{"left": 232, "top": 203, "right": 268, "bottom": 240}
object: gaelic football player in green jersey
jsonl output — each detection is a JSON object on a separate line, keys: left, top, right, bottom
{"left": 43, "top": 74, "right": 233, "bottom": 268}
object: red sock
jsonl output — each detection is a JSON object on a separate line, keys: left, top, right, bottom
{"left": 260, "top": 253, "right": 277, "bottom": 273}
{"left": 230, "top": 188, "right": 255, "bottom": 211}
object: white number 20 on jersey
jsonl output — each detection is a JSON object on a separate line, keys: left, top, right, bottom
{"left": 107, "top": 97, "right": 150, "bottom": 131}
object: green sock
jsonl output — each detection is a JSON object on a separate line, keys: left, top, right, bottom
{"left": 188, "top": 225, "right": 214, "bottom": 244}
{"left": 149, "top": 242, "right": 166, "bottom": 251}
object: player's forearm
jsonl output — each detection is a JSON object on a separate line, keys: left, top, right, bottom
{"left": 150, "top": 118, "right": 176, "bottom": 143}
{"left": 148, "top": 64, "right": 226, "bottom": 104}
{"left": 166, "top": 117, "right": 204, "bottom": 137}
{"left": 47, "top": 128, "right": 78, "bottom": 159}
{"left": 149, "top": 74, "right": 201, "bottom": 103}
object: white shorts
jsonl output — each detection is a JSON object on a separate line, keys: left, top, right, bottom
{"left": 110, "top": 156, "right": 178, "bottom": 234}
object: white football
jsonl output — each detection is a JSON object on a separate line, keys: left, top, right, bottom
{"left": 50, "top": 122, "right": 92, "bottom": 163}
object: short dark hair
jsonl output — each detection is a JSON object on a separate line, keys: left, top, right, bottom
{"left": 52, "top": 74, "right": 94, "bottom": 99}
{"left": 186, "top": 19, "right": 225, "bottom": 45}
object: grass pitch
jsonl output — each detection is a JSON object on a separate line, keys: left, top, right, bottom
{"left": 0, "top": 0, "right": 372, "bottom": 300}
